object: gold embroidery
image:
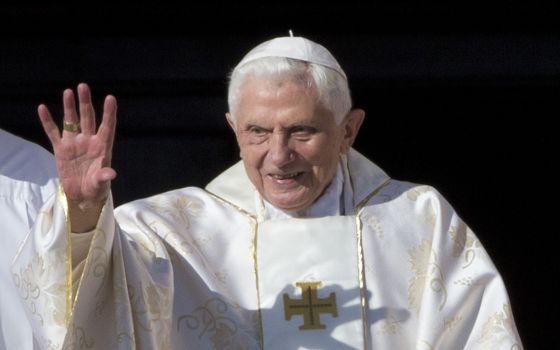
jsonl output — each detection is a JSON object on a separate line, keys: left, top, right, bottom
{"left": 356, "top": 178, "right": 392, "bottom": 209}
{"left": 355, "top": 214, "right": 371, "bottom": 347}
{"left": 148, "top": 195, "right": 203, "bottom": 229}
{"left": 117, "top": 332, "right": 135, "bottom": 345}
{"left": 406, "top": 186, "right": 431, "bottom": 201}
{"left": 162, "top": 226, "right": 212, "bottom": 260}
{"left": 213, "top": 270, "right": 228, "bottom": 285}
{"left": 408, "top": 239, "right": 448, "bottom": 313}
{"left": 84, "top": 228, "right": 109, "bottom": 297}
{"left": 13, "top": 252, "right": 67, "bottom": 327}
{"left": 61, "top": 323, "right": 95, "bottom": 349}
{"left": 123, "top": 280, "right": 173, "bottom": 348}
{"left": 443, "top": 314, "right": 462, "bottom": 333}
{"left": 283, "top": 282, "right": 338, "bottom": 330}
{"left": 453, "top": 276, "right": 484, "bottom": 287}
{"left": 177, "top": 298, "right": 241, "bottom": 349}
{"left": 449, "top": 223, "right": 485, "bottom": 269}
{"left": 362, "top": 213, "right": 384, "bottom": 239}
{"left": 355, "top": 181, "right": 391, "bottom": 348}
{"left": 377, "top": 314, "right": 403, "bottom": 335}
{"left": 478, "top": 303, "right": 520, "bottom": 348}
{"left": 128, "top": 283, "right": 152, "bottom": 332}
{"left": 58, "top": 186, "right": 74, "bottom": 326}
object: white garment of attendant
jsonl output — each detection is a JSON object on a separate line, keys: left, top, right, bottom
{"left": 0, "top": 129, "right": 58, "bottom": 350}
{"left": 11, "top": 148, "right": 522, "bottom": 349}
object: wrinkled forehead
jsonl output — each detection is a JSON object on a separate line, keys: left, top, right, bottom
{"left": 235, "top": 76, "right": 334, "bottom": 125}
{"left": 242, "top": 73, "right": 317, "bottom": 95}
{"left": 238, "top": 75, "right": 321, "bottom": 110}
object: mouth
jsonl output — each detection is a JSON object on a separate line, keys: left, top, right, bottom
{"left": 267, "top": 172, "right": 304, "bottom": 184}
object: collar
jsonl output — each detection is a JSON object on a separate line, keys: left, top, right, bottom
{"left": 204, "top": 148, "right": 391, "bottom": 217}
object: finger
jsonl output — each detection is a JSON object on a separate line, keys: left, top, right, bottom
{"left": 78, "top": 83, "right": 96, "bottom": 135}
{"left": 62, "top": 89, "right": 79, "bottom": 137}
{"left": 37, "top": 104, "right": 61, "bottom": 147}
{"left": 98, "top": 95, "right": 117, "bottom": 152}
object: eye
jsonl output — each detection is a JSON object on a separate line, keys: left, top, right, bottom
{"left": 244, "top": 125, "right": 270, "bottom": 144}
{"left": 248, "top": 126, "right": 269, "bottom": 137}
{"left": 290, "top": 126, "right": 316, "bottom": 139}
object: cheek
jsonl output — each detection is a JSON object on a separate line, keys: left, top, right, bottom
{"left": 239, "top": 143, "right": 267, "bottom": 173}
{"left": 305, "top": 135, "right": 340, "bottom": 164}
{"left": 301, "top": 146, "right": 338, "bottom": 179}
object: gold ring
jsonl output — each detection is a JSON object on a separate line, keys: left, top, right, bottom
{"left": 63, "top": 121, "right": 80, "bottom": 132}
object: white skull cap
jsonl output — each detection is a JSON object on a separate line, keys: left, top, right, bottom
{"left": 234, "top": 36, "right": 347, "bottom": 80}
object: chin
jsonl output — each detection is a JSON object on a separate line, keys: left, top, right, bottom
{"left": 268, "top": 196, "right": 311, "bottom": 212}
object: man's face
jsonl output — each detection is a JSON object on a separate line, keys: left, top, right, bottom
{"left": 228, "top": 76, "right": 360, "bottom": 212}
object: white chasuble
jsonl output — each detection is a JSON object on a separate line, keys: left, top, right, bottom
{"left": 11, "top": 149, "right": 523, "bottom": 349}
{"left": 257, "top": 217, "right": 364, "bottom": 349}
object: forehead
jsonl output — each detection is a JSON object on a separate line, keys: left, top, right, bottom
{"left": 236, "top": 76, "right": 332, "bottom": 124}
{"left": 241, "top": 75, "right": 313, "bottom": 99}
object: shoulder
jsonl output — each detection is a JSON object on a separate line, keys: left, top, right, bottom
{"left": 0, "top": 129, "right": 58, "bottom": 202}
{"left": 115, "top": 186, "right": 244, "bottom": 224}
{"left": 0, "top": 129, "right": 57, "bottom": 184}
{"left": 367, "top": 179, "right": 454, "bottom": 214}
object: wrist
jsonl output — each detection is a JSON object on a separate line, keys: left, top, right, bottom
{"left": 67, "top": 199, "right": 105, "bottom": 233}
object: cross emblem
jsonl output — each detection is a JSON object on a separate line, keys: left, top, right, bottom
{"left": 283, "top": 282, "right": 338, "bottom": 330}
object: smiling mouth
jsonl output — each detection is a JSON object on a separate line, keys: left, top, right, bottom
{"left": 268, "top": 172, "right": 303, "bottom": 183}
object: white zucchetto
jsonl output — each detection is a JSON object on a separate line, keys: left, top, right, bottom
{"left": 234, "top": 36, "right": 347, "bottom": 80}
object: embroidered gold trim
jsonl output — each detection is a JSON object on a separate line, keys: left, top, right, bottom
{"left": 355, "top": 214, "right": 370, "bottom": 349}
{"left": 203, "top": 190, "right": 264, "bottom": 348}
{"left": 65, "top": 193, "right": 111, "bottom": 329}
{"left": 356, "top": 178, "right": 392, "bottom": 210}
{"left": 59, "top": 185, "right": 74, "bottom": 326}
{"left": 355, "top": 178, "right": 391, "bottom": 349}
{"left": 207, "top": 178, "right": 393, "bottom": 350}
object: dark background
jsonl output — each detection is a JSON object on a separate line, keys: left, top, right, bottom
{"left": 1, "top": 2, "right": 557, "bottom": 348}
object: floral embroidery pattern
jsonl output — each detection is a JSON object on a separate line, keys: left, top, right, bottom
{"left": 149, "top": 195, "right": 203, "bottom": 229}
{"left": 443, "top": 314, "right": 462, "bottom": 333}
{"left": 408, "top": 239, "right": 448, "bottom": 313}
{"left": 376, "top": 313, "right": 404, "bottom": 335}
{"left": 478, "top": 303, "right": 520, "bottom": 349}
{"left": 177, "top": 298, "right": 245, "bottom": 349}
{"left": 449, "top": 223, "right": 485, "bottom": 268}
{"left": 362, "top": 213, "right": 384, "bottom": 240}
{"left": 12, "top": 252, "right": 67, "bottom": 327}
{"left": 124, "top": 280, "right": 172, "bottom": 349}
{"left": 62, "top": 323, "right": 95, "bottom": 349}
{"left": 83, "top": 228, "right": 110, "bottom": 296}
{"left": 453, "top": 276, "right": 484, "bottom": 288}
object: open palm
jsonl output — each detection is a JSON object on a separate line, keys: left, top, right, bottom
{"left": 38, "top": 83, "right": 117, "bottom": 206}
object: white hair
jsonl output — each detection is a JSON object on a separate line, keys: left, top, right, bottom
{"left": 227, "top": 57, "right": 352, "bottom": 125}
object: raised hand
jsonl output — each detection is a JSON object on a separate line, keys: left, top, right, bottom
{"left": 38, "top": 83, "right": 117, "bottom": 232}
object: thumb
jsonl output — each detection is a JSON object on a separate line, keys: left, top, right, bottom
{"left": 97, "top": 167, "right": 117, "bottom": 182}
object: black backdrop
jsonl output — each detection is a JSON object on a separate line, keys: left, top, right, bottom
{"left": 1, "top": 3, "right": 557, "bottom": 348}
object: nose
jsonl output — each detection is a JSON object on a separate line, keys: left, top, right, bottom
{"left": 269, "top": 132, "right": 294, "bottom": 167}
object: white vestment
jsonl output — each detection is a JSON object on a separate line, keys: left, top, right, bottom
{"left": 11, "top": 149, "right": 522, "bottom": 349}
{"left": 0, "top": 129, "right": 58, "bottom": 350}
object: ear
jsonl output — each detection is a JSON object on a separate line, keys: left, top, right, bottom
{"left": 225, "top": 112, "right": 237, "bottom": 134}
{"left": 339, "top": 108, "right": 365, "bottom": 154}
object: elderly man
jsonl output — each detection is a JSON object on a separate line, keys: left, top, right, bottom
{"left": 12, "top": 36, "right": 522, "bottom": 349}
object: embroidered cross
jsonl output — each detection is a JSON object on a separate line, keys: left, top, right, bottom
{"left": 283, "top": 282, "right": 338, "bottom": 330}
